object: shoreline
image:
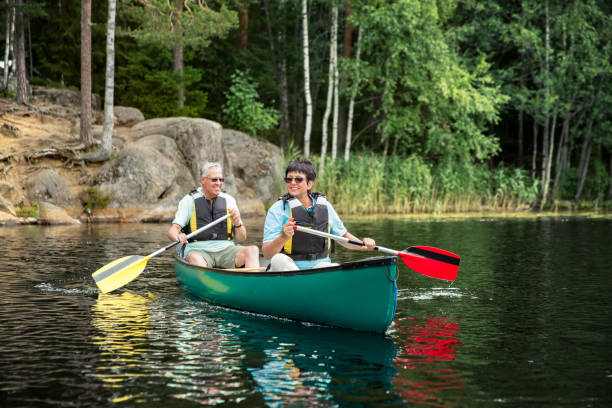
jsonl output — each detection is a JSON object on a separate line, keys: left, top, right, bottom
{"left": 2, "top": 210, "right": 610, "bottom": 227}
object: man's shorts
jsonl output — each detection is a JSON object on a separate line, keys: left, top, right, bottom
{"left": 187, "top": 245, "right": 242, "bottom": 269}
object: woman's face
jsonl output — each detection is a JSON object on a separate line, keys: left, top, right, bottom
{"left": 285, "top": 171, "right": 313, "bottom": 198}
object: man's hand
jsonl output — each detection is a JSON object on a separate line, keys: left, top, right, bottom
{"left": 229, "top": 208, "right": 242, "bottom": 227}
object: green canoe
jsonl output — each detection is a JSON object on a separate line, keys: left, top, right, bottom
{"left": 174, "top": 255, "right": 398, "bottom": 333}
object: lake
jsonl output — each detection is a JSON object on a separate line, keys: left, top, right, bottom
{"left": 1, "top": 215, "right": 611, "bottom": 407}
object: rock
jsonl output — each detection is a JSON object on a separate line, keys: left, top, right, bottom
{"left": 0, "top": 182, "right": 24, "bottom": 206}
{"left": 38, "top": 201, "right": 81, "bottom": 225}
{"left": 222, "top": 129, "right": 284, "bottom": 206}
{"left": 114, "top": 106, "right": 144, "bottom": 127}
{"left": 32, "top": 86, "right": 101, "bottom": 111}
{"left": 1, "top": 123, "right": 21, "bottom": 138}
{"left": 0, "top": 210, "right": 20, "bottom": 226}
{"left": 25, "top": 169, "right": 76, "bottom": 206}
{"left": 92, "top": 135, "right": 195, "bottom": 209}
{"left": 0, "top": 195, "right": 16, "bottom": 216}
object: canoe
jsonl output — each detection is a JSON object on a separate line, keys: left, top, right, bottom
{"left": 174, "top": 254, "right": 399, "bottom": 333}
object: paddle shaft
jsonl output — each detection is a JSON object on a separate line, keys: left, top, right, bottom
{"left": 293, "top": 225, "right": 398, "bottom": 255}
{"left": 148, "top": 214, "right": 230, "bottom": 258}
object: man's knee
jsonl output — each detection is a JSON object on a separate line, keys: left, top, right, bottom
{"left": 247, "top": 245, "right": 259, "bottom": 257}
{"left": 186, "top": 253, "right": 207, "bottom": 267}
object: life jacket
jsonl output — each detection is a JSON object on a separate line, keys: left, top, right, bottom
{"left": 181, "top": 190, "right": 233, "bottom": 241}
{"left": 280, "top": 192, "right": 333, "bottom": 260}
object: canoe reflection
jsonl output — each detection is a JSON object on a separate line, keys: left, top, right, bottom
{"left": 168, "top": 305, "right": 401, "bottom": 406}
{"left": 393, "top": 317, "right": 465, "bottom": 407}
{"left": 90, "top": 291, "right": 155, "bottom": 390}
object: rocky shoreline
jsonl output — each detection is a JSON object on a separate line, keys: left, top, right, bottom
{"left": 0, "top": 87, "right": 284, "bottom": 226}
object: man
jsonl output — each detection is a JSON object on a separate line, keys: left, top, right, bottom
{"left": 168, "top": 162, "right": 260, "bottom": 269}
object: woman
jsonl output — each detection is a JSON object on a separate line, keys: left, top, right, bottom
{"left": 262, "top": 158, "right": 375, "bottom": 271}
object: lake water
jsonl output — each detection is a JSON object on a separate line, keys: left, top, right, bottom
{"left": 1, "top": 215, "right": 611, "bottom": 407}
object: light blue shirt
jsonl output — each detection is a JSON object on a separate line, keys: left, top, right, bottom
{"left": 172, "top": 188, "right": 238, "bottom": 254}
{"left": 263, "top": 195, "right": 347, "bottom": 269}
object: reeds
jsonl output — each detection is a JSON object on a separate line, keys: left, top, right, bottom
{"left": 310, "top": 153, "right": 539, "bottom": 214}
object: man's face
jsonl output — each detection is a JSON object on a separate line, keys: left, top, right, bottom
{"left": 201, "top": 167, "right": 224, "bottom": 198}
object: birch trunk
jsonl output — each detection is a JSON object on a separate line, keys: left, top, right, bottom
{"left": 100, "top": 0, "right": 116, "bottom": 157}
{"left": 302, "top": 0, "right": 312, "bottom": 157}
{"left": 344, "top": 28, "right": 361, "bottom": 161}
{"left": 80, "top": 0, "right": 93, "bottom": 146}
{"left": 319, "top": 7, "right": 334, "bottom": 175}
{"left": 331, "top": 6, "right": 339, "bottom": 160}
{"left": 538, "top": 0, "right": 550, "bottom": 209}
{"left": 540, "top": 115, "right": 556, "bottom": 209}
{"left": 3, "top": 1, "right": 14, "bottom": 90}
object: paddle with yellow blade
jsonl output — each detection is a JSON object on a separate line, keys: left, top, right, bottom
{"left": 92, "top": 214, "right": 230, "bottom": 294}
{"left": 294, "top": 225, "right": 460, "bottom": 281}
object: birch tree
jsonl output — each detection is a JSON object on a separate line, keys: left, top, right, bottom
{"left": 344, "top": 27, "right": 361, "bottom": 161}
{"left": 331, "top": 4, "right": 339, "bottom": 160}
{"left": 302, "top": 0, "right": 312, "bottom": 157}
{"left": 2, "top": 0, "right": 14, "bottom": 90}
{"left": 320, "top": 5, "right": 338, "bottom": 174}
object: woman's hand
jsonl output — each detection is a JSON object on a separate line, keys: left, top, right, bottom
{"left": 281, "top": 218, "right": 296, "bottom": 240}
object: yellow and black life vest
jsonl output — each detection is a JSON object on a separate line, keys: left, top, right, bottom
{"left": 280, "top": 192, "right": 332, "bottom": 260}
{"left": 181, "top": 191, "right": 233, "bottom": 241}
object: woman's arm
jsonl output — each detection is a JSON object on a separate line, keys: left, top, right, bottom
{"left": 262, "top": 219, "right": 295, "bottom": 259}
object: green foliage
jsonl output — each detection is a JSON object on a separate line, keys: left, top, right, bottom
{"left": 114, "top": 45, "right": 208, "bottom": 118}
{"left": 83, "top": 187, "right": 110, "bottom": 212}
{"left": 313, "top": 151, "right": 538, "bottom": 214}
{"left": 222, "top": 70, "right": 280, "bottom": 136}
{"left": 120, "top": 0, "right": 237, "bottom": 50}
{"left": 15, "top": 204, "right": 39, "bottom": 218}
{"left": 0, "top": 89, "right": 15, "bottom": 98}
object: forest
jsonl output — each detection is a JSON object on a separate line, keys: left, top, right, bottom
{"left": 2, "top": 0, "right": 611, "bottom": 213}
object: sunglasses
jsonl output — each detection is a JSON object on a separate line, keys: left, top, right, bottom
{"left": 284, "top": 177, "right": 305, "bottom": 184}
{"left": 206, "top": 177, "right": 225, "bottom": 183}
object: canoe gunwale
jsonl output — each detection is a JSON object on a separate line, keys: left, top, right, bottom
{"left": 173, "top": 254, "right": 398, "bottom": 278}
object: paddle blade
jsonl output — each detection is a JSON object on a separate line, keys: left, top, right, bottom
{"left": 398, "top": 246, "right": 460, "bottom": 281}
{"left": 92, "top": 255, "right": 150, "bottom": 294}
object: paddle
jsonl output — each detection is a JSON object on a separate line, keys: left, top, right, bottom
{"left": 294, "top": 225, "right": 460, "bottom": 281}
{"left": 92, "top": 214, "right": 230, "bottom": 294}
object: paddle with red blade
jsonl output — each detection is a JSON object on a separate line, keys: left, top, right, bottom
{"left": 294, "top": 225, "right": 460, "bottom": 281}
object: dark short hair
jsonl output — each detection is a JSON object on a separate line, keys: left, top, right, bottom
{"left": 285, "top": 158, "right": 316, "bottom": 181}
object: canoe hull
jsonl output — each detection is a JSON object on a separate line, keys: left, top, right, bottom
{"left": 174, "top": 256, "right": 398, "bottom": 333}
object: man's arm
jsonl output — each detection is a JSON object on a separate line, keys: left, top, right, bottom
{"left": 168, "top": 223, "right": 188, "bottom": 243}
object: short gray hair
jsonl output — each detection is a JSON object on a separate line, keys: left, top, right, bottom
{"left": 201, "top": 162, "right": 223, "bottom": 177}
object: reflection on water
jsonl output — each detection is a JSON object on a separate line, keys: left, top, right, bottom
{"left": 393, "top": 317, "right": 464, "bottom": 407}
{"left": 162, "top": 303, "right": 400, "bottom": 406}
{"left": 2, "top": 218, "right": 612, "bottom": 406}
{"left": 90, "top": 291, "right": 156, "bottom": 402}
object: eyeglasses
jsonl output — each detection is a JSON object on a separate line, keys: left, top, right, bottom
{"left": 206, "top": 177, "right": 224, "bottom": 183}
{"left": 284, "top": 177, "right": 305, "bottom": 184}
